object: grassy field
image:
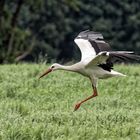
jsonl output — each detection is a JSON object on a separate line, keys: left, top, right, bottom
{"left": 0, "top": 64, "right": 139, "bottom": 140}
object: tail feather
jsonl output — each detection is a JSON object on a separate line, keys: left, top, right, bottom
{"left": 111, "top": 70, "right": 126, "bottom": 77}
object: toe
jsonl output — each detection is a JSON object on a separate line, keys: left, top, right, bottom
{"left": 74, "top": 103, "right": 81, "bottom": 111}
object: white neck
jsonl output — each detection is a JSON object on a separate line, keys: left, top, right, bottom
{"left": 58, "top": 63, "right": 82, "bottom": 72}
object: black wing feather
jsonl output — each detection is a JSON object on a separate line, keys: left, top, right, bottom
{"left": 77, "top": 30, "right": 104, "bottom": 40}
{"left": 99, "top": 52, "right": 140, "bottom": 72}
{"left": 108, "top": 52, "right": 140, "bottom": 63}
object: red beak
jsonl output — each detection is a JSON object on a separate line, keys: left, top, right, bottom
{"left": 39, "top": 68, "right": 52, "bottom": 79}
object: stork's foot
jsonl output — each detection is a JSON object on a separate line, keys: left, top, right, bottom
{"left": 74, "top": 87, "right": 98, "bottom": 111}
{"left": 74, "top": 103, "right": 81, "bottom": 111}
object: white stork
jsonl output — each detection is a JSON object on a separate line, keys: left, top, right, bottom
{"left": 39, "top": 30, "right": 140, "bottom": 111}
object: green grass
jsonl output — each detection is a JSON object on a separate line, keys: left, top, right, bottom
{"left": 0, "top": 64, "right": 139, "bottom": 140}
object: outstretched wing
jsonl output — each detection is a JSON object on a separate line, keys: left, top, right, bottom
{"left": 74, "top": 30, "right": 111, "bottom": 62}
{"left": 86, "top": 51, "right": 140, "bottom": 71}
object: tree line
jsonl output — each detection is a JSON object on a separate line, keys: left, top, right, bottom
{"left": 0, "top": 0, "right": 140, "bottom": 63}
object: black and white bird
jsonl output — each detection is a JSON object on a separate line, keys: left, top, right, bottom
{"left": 39, "top": 30, "right": 140, "bottom": 111}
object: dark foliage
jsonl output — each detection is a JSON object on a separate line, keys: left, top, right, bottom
{"left": 0, "top": 0, "right": 140, "bottom": 63}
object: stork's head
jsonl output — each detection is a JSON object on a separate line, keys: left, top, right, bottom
{"left": 39, "top": 63, "right": 61, "bottom": 79}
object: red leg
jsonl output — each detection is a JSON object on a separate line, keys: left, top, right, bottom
{"left": 74, "top": 86, "right": 98, "bottom": 111}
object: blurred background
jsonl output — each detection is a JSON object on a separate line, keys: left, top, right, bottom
{"left": 0, "top": 0, "right": 140, "bottom": 64}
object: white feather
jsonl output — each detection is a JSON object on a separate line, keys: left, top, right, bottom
{"left": 74, "top": 38, "right": 96, "bottom": 61}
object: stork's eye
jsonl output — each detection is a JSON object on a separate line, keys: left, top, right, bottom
{"left": 51, "top": 66, "right": 55, "bottom": 69}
